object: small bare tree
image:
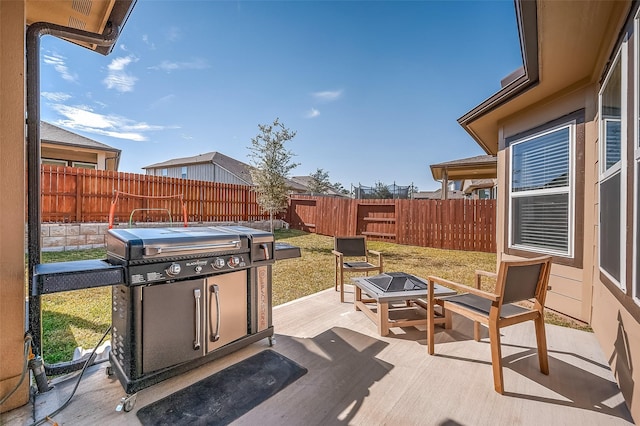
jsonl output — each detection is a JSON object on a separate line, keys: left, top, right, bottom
{"left": 248, "top": 118, "right": 299, "bottom": 231}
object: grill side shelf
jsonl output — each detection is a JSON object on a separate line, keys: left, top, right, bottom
{"left": 33, "top": 259, "right": 125, "bottom": 295}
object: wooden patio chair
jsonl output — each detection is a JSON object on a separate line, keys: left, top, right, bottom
{"left": 426, "top": 255, "right": 552, "bottom": 394}
{"left": 332, "top": 236, "right": 383, "bottom": 303}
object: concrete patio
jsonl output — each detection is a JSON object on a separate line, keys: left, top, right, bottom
{"left": 2, "top": 286, "right": 635, "bottom": 425}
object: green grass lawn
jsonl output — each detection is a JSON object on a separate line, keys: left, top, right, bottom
{"left": 38, "top": 229, "right": 590, "bottom": 365}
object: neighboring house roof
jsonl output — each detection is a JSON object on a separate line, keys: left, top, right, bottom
{"left": 458, "top": 0, "right": 630, "bottom": 154}
{"left": 143, "top": 151, "right": 303, "bottom": 190}
{"left": 290, "top": 175, "right": 346, "bottom": 196}
{"left": 430, "top": 155, "right": 497, "bottom": 181}
{"left": 462, "top": 179, "right": 496, "bottom": 195}
{"left": 41, "top": 121, "right": 120, "bottom": 153}
{"left": 414, "top": 189, "right": 465, "bottom": 200}
{"left": 144, "top": 151, "right": 254, "bottom": 185}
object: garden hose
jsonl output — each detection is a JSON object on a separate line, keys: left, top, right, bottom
{"left": 0, "top": 334, "right": 33, "bottom": 407}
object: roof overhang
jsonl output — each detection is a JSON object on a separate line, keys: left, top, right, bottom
{"left": 458, "top": 0, "right": 630, "bottom": 155}
{"left": 430, "top": 157, "right": 497, "bottom": 181}
{"left": 26, "top": 0, "right": 136, "bottom": 55}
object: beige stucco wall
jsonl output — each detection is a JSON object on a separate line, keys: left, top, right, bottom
{"left": 496, "top": 72, "right": 640, "bottom": 420}
{"left": 0, "top": 0, "right": 29, "bottom": 412}
{"left": 497, "top": 85, "right": 597, "bottom": 323}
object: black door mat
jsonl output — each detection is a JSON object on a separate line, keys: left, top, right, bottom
{"left": 136, "top": 350, "right": 307, "bottom": 425}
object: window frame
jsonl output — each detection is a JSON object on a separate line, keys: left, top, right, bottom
{"left": 71, "top": 161, "right": 97, "bottom": 170}
{"left": 599, "top": 44, "right": 627, "bottom": 292}
{"left": 507, "top": 121, "right": 576, "bottom": 258}
{"left": 42, "top": 158, "right": 67, "bottom": 167}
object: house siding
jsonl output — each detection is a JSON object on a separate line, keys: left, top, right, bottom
{"left": 498, "top": 86, "right": 596, "bottom": 323}
{"left": 0, "top": 1, "right": 29, "bottom": 411}
{"left": 147, "top": 163, "right": 250, "bottom": 185}
{"left": 493, "top": 3, "right": 640, "bottom": 418}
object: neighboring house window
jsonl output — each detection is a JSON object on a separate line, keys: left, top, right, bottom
{"left": 508, "top": 123, "right": 574, "bottom": 257}
{"left": 599, "top": 47, "right": 626, "bottom": 291}
{"left": 72, "top": 161, "right": 96, "bottom": 170}
{"left": 181, "top": 166, "right": 188, "bottom": 179}
{"left": 42, "top": 158, "right": 67, "bottom": 167}
{"left": 162, "top": 168, "right": 168, "bottom": 177}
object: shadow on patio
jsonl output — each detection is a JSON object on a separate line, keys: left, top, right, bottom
{"left": 2, "top": 288, "right": 635, "bottom": 425}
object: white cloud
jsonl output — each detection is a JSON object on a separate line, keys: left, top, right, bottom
{"left": 312, "top": 89, "right": 343, "bottom": 102}
{"left": 167, "top": 26, "right": 181, "bottom": 42}
{"left": 150, "top": 94, "right": 176, "bottom": 109}
{"left": 148, "top": 59, "right": 209, "bottom": 73}
{"left": 306, "top": 108, "right": 320, "bottom": 119}
{"left": 103, "top": 55, "right": 138, "bottom": 92}
{"left": 142, "top": 34, "right": 156, "bottom": 49}
{"left": 41, "top": 92, "right": 72, "bottom": 102}
{"left": 43, "top": 53, "right": 77, "bottom": 82}
{"left": 51, "top": 104, "right": 173, "bottom": 142}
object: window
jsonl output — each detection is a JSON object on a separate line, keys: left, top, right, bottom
{"left": 42, "top": 158, "right": 67, "bottom": 167}
{"left": 181, "top": 166, "right": 188, "bottom": 179}
{"left": 162, "top": 168, "right": 168, "bottom": 177}
{"left": 599, "top": 47, "right": 626, "bottom": 290}
{"left": 71, "top": 161, "right": 96, "bottom": 170}
{"left": 509, "top": 124, "right": 574, "bottom": 257}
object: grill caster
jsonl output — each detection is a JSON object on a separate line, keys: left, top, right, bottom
{"left": 116, "top": 393, "right": 137, "bottom": 413}
{"left": 106, "top": 365, "right": 114, "bottom": 377}
{"left": 268, "top": 336, "right": 276, "bottom": 347}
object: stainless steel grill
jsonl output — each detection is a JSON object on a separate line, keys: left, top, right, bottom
{"left": 106, "top": 226, "right": 276, "bottom": 395}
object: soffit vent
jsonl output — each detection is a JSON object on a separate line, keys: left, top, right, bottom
{"left": 72, "top": 0, "right": 93, "bottom": 16}
{"left": 68, "top": 16, "right": 87, "bottom": 30}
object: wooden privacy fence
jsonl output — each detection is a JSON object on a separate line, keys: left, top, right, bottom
{"left": 40, "top": 165, "right": 268, "bottom": 224}
{"left": 286, "top": 195, "right": 496, "bottom": 253}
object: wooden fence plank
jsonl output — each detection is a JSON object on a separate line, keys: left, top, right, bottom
{"left": 286, "top": 195, "right": 496, "bottom": 253}
{"left": 40, "top": 165, "right": 268, "bottom": 224}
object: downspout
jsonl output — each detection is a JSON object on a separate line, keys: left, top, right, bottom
{"left": 26, "top": 22, "right": 119, "bottom": 365}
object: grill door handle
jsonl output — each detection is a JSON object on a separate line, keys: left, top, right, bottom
{"left": 193, "top": 289, "right": 201, "bottom": 350}
{"left": 144, "top": 241, "right": 241, "bottom": 256}
{"left": 210, "top": 285, "right": 220, "bottom": 342}
{"left": 260, "top": 243, "right": 270, "bottom": 260}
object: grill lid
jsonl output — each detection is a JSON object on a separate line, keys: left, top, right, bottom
{"left": 107, "top": 227, "right": 248, "bottom": 260}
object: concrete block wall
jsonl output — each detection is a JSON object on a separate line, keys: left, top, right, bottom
{"left": 39, "top": 220, "right": 283, "bottom": 252}
{"left": 41, "top": 223, "right": 110, "bottom": 252}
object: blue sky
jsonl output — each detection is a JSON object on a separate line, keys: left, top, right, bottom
{"left": 39, "top": 0, "right": 521, "bottom": 191}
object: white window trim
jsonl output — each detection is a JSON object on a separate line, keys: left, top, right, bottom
{"left": 508, "top": 122, "right": 576, "bottom": 258}
{"left": 599, "top": 44, "right": 627, "bottom": 292}
{"left": 71, "top": 161, "right": 97, "bottom": 169}
{"left": 42, "top": 158, "right": 67, "bottom": 167}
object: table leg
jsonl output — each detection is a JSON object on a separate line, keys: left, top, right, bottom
{"left": 355, "top": 286, "right": 362, "bottom": 311}
{"left": 377, "top": 302, "right": 389, "bottom": 336}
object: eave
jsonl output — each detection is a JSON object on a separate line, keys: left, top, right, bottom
{"left": 458, "top": 0, "right": 630, "bottom": 155}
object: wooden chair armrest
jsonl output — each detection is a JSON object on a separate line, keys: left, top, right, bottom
{"left": 331, "top": 250, "right": 344, "bottom": 258}
{"left": 368, "top": 250, "right": 383, "bottom": 270}
{"left": 474, "top": 269, "right": 497, "bottom": 289}
{"left": 427, "top": 275, "right": 500, "bottom": 302}
{"left": 368, "top": 249, "right": 382, "bottom": 256}
{"left": 475, "top": 270, "right": 497, "bottom": 279}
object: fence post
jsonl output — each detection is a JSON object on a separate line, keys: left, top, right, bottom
{"left": 75, "top": 169, "right": 82, "bottom": 222}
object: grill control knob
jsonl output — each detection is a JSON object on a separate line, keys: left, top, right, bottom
{"left": 213, "top": 258, "right": 226, "bottom": 269}
{"left": 166, "top": 263, "right": 181, "bottom": 276}
{"left": 228, "top": 256, "right": 240, "bottom": 268}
